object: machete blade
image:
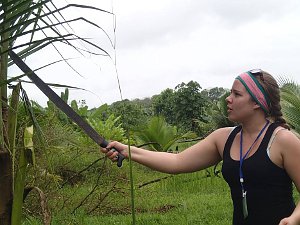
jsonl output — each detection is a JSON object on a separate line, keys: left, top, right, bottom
{"left": 9, "top": 50, "right": 125, "bottom": 167}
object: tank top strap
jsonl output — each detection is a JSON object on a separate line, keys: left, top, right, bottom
{"left": 223, "top": 125, "right": 242, "bottom": 159}
{"left": 259, "top": 122, "right": 281, "bottom": 150}
{"left": 222, "top": 122, "right": 281, "bottom": 160}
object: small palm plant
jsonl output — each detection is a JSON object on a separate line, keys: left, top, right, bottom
{"left": 196, "top": 92, "right": 236, "bottom": 136}
{"left": 212, "top": 92, "right": 236, "bottom": 128}
{"left": 135, "top": 116, "right": 197, "bottom": 152}
{"left": 0, "top": 1, "right": 113, "bottom": 224}
{"left": 280, "top": 80, "right": 300, "bottom": 133}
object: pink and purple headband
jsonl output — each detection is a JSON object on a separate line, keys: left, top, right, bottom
{"left": 236, "top": 70, "right": 270, "bottom": 114}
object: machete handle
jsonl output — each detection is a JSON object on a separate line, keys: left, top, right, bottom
{"left": 101, "top": 140, "right": 126, "bottom": 167}
{"left": 115, "top": 151, "right": 126, "bottom": 168}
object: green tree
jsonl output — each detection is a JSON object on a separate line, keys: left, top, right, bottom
{"left": 201, "top": 87, "right": 227, "bottom": 102}
{"left": 131, "top": 97, "right": 153, "bottom": 117}
{"left": 110, "top": 99, "right": 148, "bottom": 131}
{"left": 152, "top": 88, "right": 175, "bottom": 125}
{"left": 173, "top": 81, "right": 208, "bottom": 133}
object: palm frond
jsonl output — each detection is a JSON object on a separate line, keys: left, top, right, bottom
{"left": 1, "top": 1, "right": 114, "bottom": 58}
{"left": 280, "top": 78, "right": 300, "bottom": 133}
{"left": 135, "top": 116, "right": 196, "bottom": 151}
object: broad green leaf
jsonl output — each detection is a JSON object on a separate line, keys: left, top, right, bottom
{"left": 12, "top": 125, "right": 34, "bottom": 225}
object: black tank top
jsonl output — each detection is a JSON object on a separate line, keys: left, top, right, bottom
{"left": 222, "top": 123, "right": 295, "bottom": 225}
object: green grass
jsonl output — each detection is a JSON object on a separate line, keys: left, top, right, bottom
{"left": 22, "top": 161, "right": 233, "bottom": 225}
{"left": 21, "top": 157, "right": 299, "bottom": 225}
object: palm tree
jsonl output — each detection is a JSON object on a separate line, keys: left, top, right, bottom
{"left": 0, "top": 1, "right": 113, "bottom": 224}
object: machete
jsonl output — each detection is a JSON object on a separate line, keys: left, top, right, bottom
{"left": 8, "top": 50, "right": 125, "bottom": 167}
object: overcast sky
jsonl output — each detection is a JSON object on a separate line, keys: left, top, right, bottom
{"left": 9, "top": 0, "right": 300, "bottom": 108}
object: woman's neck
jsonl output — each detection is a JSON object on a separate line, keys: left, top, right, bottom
{"left": 241, "top": 116, "right": 269, "bottom": 136}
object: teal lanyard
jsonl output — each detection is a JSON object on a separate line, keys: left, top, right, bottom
{"left": 239, "top": 120, "right": 269, "bottom": 218}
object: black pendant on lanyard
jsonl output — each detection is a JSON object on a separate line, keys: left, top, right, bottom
{"left": 239, "top": 120, "right": 269, "bottom": 218}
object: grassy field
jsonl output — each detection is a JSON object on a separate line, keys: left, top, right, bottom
{"left": 22, "top": 160, "right": 233, "bottom": 225}
{"left": 22, "top": 158, "right": 299, "bottom": 225}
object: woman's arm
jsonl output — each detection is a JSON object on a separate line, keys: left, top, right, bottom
{"left": 278, "top": 130, "right": 300, "bottom": 225}
{"left": 101, "top": 128, "right": 230, "bottom": 174}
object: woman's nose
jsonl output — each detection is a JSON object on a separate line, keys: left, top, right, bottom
{"left": 225, "top": 95, "right": 231, "bottom": 103}
{"left": 226, "top": 94, "right": 233, "bottom": 104}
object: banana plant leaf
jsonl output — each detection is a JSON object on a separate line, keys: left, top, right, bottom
{"left": 11, "top": 126, "right": 35, "bottom": 225}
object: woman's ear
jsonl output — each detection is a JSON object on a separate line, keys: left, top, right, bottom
{"left": 253, "top": 102, "right": 261, "bottom": 110}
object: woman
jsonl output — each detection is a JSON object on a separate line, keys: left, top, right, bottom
{"left": 101, "top": 69, "right": 300, "bottom": 225}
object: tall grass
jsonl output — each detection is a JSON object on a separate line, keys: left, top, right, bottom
{"left": 22, "top": 160, "right": 299, "bottom": 225}
{"left": 22, "top": 163, "right": 233, "bottom": 225}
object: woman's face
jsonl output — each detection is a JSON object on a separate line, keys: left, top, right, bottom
{"left": 226, "top": 79, "right": 257, "bottom": 122}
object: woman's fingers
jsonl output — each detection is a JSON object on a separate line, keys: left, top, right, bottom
{"left": 108, "top": 149, "right": 119, "bottom": 161}
{"left": 100, "top": 141, "right": 127, "bottom": 162}
{"left": 100, "top": 146, "right": 119, "bottom": 162}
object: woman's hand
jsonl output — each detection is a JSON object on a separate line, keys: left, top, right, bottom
{"left": 100, "top": 141, "right": 128, "bottom": 162}
{"left": 279, "top": 216, "right": 300, "bottom": 225}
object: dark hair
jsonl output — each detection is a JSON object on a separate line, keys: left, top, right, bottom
{"left": 255, "top": 70, "right": 290, "bottom": 129}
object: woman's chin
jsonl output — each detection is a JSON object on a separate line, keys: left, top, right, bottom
{"left": 227, "top": 114, "right": 239, "bottom": 123}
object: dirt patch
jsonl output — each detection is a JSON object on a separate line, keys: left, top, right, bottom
{"left": 152, "top": 204, "right": 177, "bottom": 213}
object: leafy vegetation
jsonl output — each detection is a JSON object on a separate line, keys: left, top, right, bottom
{"left": 5, "top": 77, "right": 296, "bottom": 224}
{"left": 134, "top": 116, "right": 197, "bottom": 151}
{"left": 0, "top": 1, "right": 115, "bottom": 224}
{"left": 1, "top": 1, "right": 299, "bottom": 225}
{"left": 110, "top": 99, "right": 150, "bottom": 131}
{"left": 280, "top": 81, "right": 300, "bottom": 133}
{"left": 1, "top": 83, "right": 231, "bottom": 224}
{"left": 152, "top": 81, "right": 229, "bottom": 136}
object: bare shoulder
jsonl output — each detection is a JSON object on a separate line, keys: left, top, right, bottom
{"left": 207, "top": 126, "right": 237, "bottom": 154}
{"left": 273, "top": 127, "right": 300, "bottom": 166}
{"left": 273, "top": 127, "right": 300, "bottom": 149}
{"left": 274, "top": 127, "right": 300, "bottom": 190}
{"left": 209, "top": 126, "right": 236, "bottom": 139}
